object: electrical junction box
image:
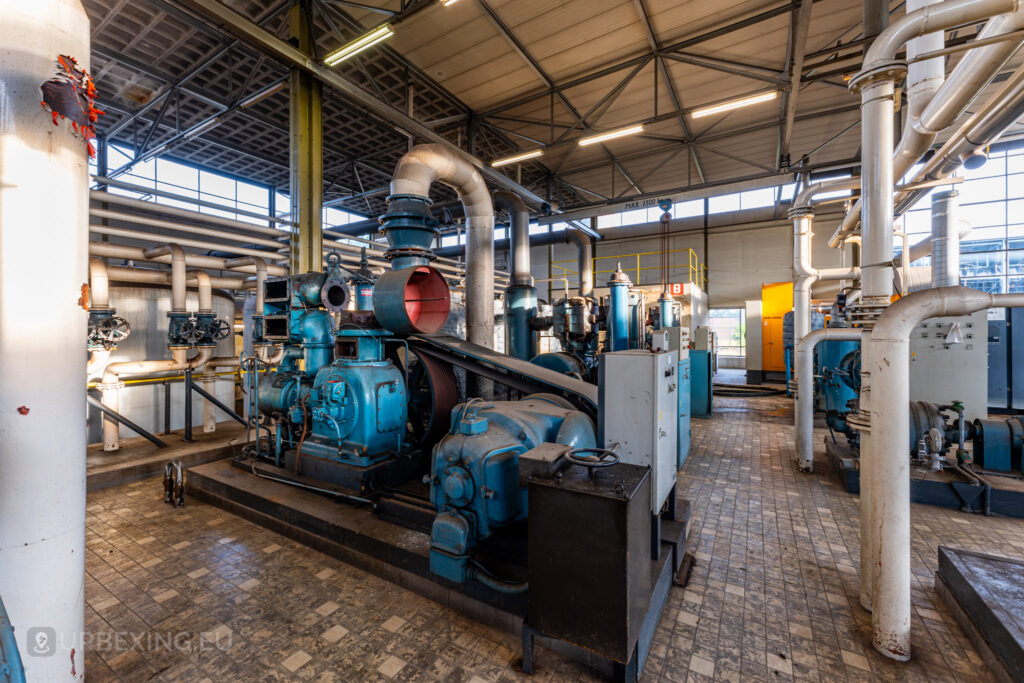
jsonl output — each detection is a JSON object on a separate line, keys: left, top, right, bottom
{"left": 909, "top": 311, "right": 987, "bottom": 421}
{"left": 597, "top": 350, "right": 678, "bottom": 514}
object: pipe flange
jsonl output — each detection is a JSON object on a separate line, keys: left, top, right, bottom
{"left": 168, "top": 344, "right": 193, "bottom": 351}
{"left": 385, "top": 246, "right": 436, "bottom": 262}
{"left": 847, "top": 410, "right": 871, "bottom": 433}
{"left": 787, "top": 205, "right": 815, "bottom": 219}
{"left": 94, "top": 381, "right": 126, "bottom": 391}
{"left": 848, "top": 60, "right": 906, "bottom": 93}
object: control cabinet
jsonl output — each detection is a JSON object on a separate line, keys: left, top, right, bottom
{"left": 909, "top": 311, "right": 987, "bottom": 421}
{"left": 598, "top": 350, "right": 678, "bottom": 514}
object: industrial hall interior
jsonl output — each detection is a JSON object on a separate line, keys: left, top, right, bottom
{"left": 8, "top": 0, "right": 1024, "bottom": 680}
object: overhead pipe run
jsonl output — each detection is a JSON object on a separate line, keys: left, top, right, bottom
{"left": 832, "top": 0, "right": 1024, "bottom": 248}
{"left": 867, "top": 287, "right": 1024, "bottom": 660}
{"left": 89, "top": 241, "right": 288, "bottom": 276}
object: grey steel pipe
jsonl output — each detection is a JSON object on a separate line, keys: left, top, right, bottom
{"left": 143, "top": 244, "right": 187, "bottom": 311}
{"left": 867, "top": 286, "right": 1024, "bottom": 660}
{"left": 930, "top": 190, "right": 961, "bottom": 287}
{"left": 567, "top": 230, "right": 594, "bottom": 298}
{"left": 795, "top": 327, "right": 862, "bottom": 472}
{"left": 494, "top": 191, "right": 532, "bottom": 286}
{"left": 390, "top": 144, "right": 495, "bottom": 348}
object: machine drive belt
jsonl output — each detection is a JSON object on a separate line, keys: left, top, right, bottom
{"left": 408, "top": 335, "right": 599, "bottom": 420}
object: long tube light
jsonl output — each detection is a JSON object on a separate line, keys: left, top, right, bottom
{"left": 324, "top": 24, "right": 394, "bottom": 66}
{"left": 690, "top": 91, "right": 778, "bottom": 119}
{"left": 491, "top": 149, "right": 543, "bottom": 167}
{"left": 577, "top": 124, "right": 645, "bottom": 147}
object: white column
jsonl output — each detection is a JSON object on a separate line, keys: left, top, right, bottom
{"left": 0, "top": 1, "right": 90, "bottom": 679}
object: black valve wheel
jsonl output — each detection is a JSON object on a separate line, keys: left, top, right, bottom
{"left": 208, "top": 318, "right": 232, "bottom": 340}
{"left": 178, "top": 319, "right": 203, "bottom": 344}
{"left": 564, "top": 447, "right": 620, "bottom": 468}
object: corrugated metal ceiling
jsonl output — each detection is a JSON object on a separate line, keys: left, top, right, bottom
{"left": 85, "top": 0, "right": 1023, "bottom": 221}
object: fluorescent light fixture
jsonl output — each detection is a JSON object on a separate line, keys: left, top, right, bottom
{"left": 577, "top": 124, "right": 645, "bottom": 147}
{"left": 690, "top": 91, "right": 778, "bottom": 119}
{"left": 440, "top": 0, "right": 459, "bottom": 5}
{"left": 491, "top": 149, "right": 543, "bottom": 167}
{"left": 323, "top": 24, "right": 394, "bottom": 66}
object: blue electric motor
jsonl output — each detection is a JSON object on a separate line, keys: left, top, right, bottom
{"left": 428, "top": 395, "right": 596, "bottom": 587}
{"left": 299, "top": 329, "right": 407, "bottom": 466}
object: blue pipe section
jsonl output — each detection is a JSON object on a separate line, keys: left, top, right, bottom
{"left": 0, "top": 595, "right": 26, "bottom": 683}
{"left": 658, "top": 292, "right": 676, "bottom": 330}
{"left": 506, "top": 285, "right": 537, "bottom": 360}
{"left": 607, "top": 266, "right": 631, "bottom": 351}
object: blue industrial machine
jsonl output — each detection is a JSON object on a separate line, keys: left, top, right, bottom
{"left": 816, "top": 339, "right": 860, "bottom": 437}
{"left": 973, "top": 416, "right": 1024, "bottom": 474}
{"left": 228, "top": 172, "right": 693, "bottom": 681}
{"left": 428, "top": 395, "right": 596, "bottom": 588}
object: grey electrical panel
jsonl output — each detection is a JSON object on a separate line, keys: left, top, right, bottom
{"left": 988, "top": 308, "right": 1009, "bottom": 409}
{"left": 908, "top": 311, "right": 988, "bottom": 421}
{"left": 598, "top": 350, "right": 678, "bottom": 514}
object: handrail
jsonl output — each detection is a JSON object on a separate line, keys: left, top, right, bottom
{"left": 551, "top": 247, "right": 707, "bottom": 290}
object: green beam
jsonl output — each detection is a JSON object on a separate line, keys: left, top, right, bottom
{"left": 289, "top": 0, "right": 323, "bottom": 274}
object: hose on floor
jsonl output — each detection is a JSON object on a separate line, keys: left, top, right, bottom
{"left": 712, "top": 383, "right": 786, "bottom": 397}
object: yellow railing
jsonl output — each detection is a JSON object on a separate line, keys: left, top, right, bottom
{"left": 552, "top": 248, "right": 707, "bottom": 291}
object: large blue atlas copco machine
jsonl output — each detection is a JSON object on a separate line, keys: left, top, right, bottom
{"left": 209, "top": 146, "right": 692, "bottom": 681}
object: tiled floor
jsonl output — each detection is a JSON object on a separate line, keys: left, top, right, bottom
{"left": 82, "top": 394, "right": 1024, "bottom": 682}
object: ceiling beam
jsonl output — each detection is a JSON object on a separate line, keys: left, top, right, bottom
{"left": 780, "top": 0, "right": 815, "bottom": 167}
{"left": 173, "top": 0, "right": 549, "bottom": 208}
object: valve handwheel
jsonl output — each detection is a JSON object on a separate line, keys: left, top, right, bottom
{"left": 178, "top": 319, "right": 203, "bottom": 344}
{"left": 96, "top": 316, "right": 131, "bottom": 341}
{"left": 564, "top": 447, "right": 619, "bottom": 468}
{"left": 208, "top": 318, "right": 232, "bottom": 340}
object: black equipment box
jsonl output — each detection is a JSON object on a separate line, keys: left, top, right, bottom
{"left": 527, "top": 461, "right": 652, "bottom": 665}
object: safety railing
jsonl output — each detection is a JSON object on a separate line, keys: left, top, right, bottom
{"left": 552, "top": 248, "right": 707, "bottom": 291}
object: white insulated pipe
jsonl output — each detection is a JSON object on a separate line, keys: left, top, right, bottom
{"left": 930, "top": 191, "right": 961, "bottom": 287}
{"left": 791, "top": 178, "right": 862, "bottom": 391}
{"left": 144, "top": 244, "right": 187, "bottom": 311}
{"left": 92, "top": 225, "right": 286, "bottom": 261}
{"left": 391, "top": 144, "right": 496, "bottom": 348}
{"left": 89, "top": 240, "right": 288, "bottom": 276}
{"left": 494, "top": 191, "right": 533, "bottom": 286}
{"left": 105, "top": 265, "right": 251, "bottom": 291}
{"left": 188, "top": 270, "right": 213, "bottom": 312}
{"left": 100, "top": 347, "right": 215, "bottom": 451}
{"left": 225, "top": 256, "right": 269, "bottom": 313}
{"left": 90, "top": 207, "right": 287, "bottom": 249}
{"left": 0, "top": 2, "right": 90, "bottom": 677}
{"left": 89, "top": 257, "right": 110, "bottom": 309}
{"left": 90, "top": 189, "right": 288, "bottom": 238}
{"left": 795, "top": 327, "right": 861, "bottom": 471}
{"left": 202, "top": 356, "right": 239, "bottom": 433}
{"left": 866, "top": 286, "right": 1024, "bottom": 659}
{"left": 832, "top": 0, "right": 1023, "bottom": 248}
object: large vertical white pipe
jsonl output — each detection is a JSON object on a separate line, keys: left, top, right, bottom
{"left": 0, "top": 1, "right": 90, "bottom": 678}
{"left": 857, "top": 327, "right": 875, "bottom": 612}
{"left": 868, "top": 287, "right": 1024, "bottom": 660}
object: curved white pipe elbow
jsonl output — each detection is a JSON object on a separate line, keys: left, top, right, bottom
{"left": 795, "top": 327, "right": 861, "bottom": 471}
